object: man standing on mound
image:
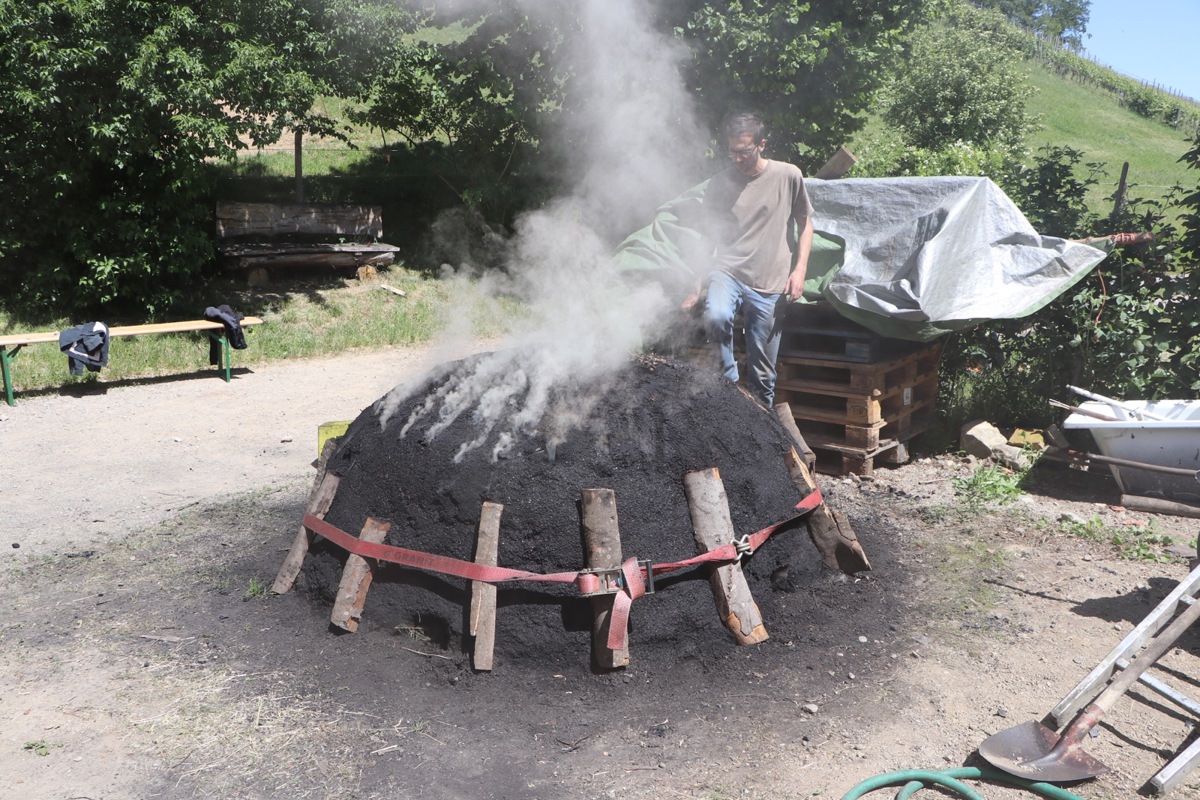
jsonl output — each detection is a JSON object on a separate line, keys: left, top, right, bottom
{"left": 686, "top": 111, "right": 814, "bottom": 408}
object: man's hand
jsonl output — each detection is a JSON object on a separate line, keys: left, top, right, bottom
{"left": 681, "top": 290, "right": 701, "bottom": 311}
{"left": 784, "top": 270, "right": 806, "bottom": 303}
{"left": 785, "top": 215, "right": 813, "bottom": 302}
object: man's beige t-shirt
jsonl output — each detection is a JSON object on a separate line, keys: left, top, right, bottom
{"left": 706, "top": 160, "right": 814, "bottom": 294}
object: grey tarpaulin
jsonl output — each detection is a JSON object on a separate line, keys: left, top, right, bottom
{"left": 613, "top": 175, "right": 1110, "bottom": 342}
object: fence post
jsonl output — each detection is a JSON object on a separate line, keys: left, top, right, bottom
{"left": 1111, "top": 162, "right": 1130, "bottom": 222}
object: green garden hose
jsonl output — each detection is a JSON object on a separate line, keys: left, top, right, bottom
{"left": 841, "top": 767, "right": 1088, "bottom": 800}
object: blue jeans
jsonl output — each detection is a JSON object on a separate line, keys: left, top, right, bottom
{"left": 702, "top": 270, "right": 785, "bottom": 407}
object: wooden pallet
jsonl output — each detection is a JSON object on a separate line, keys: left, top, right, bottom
{"left": 679, "top": 302, "right": 946, "bottom": 476}
{"left": 777, "top": 339, "right": 943, "bottom": 396}
{"left": 777, "top": 341, "right": 945, "bottom": 475}
{"left": 778, "top": 303, "right": 882, "bottom": 363}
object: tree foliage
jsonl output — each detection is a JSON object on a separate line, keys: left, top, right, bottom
{"left": 974, "top": 0, "right": 1090, "bottom": 48}
{"left": 672, "top": 0, "right": 938, "bottom": 168}
{"left": 353, "top": 4, "right": 575, "bottom": 224}
{"left": 1179, "top": 134, "right": 1200, "bottom": 263}
{"left": 882, "top": 3, "right": 1037, "bottom": 154}
{"left": 0, "top": 0, "right": 417, "bottom": 316}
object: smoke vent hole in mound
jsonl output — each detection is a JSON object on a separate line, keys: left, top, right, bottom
{"left": 297, "top": 352, "right": 839, "bottom": 673}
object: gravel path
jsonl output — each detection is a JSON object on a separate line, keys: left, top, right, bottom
{"left": 1, "top": 343, "right": 484, "bottom": 562}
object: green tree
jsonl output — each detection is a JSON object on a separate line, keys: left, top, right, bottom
{"left": 673, "top": 0, "right": 939, "bottom": 169}
{"left": 1007, "top": 145, "right": 1101, "bottom": 237}
{"left": 974, "top": 0, "right": 1090, "bottom": 49}
{"left": 354, "top": 4, "right": 574, "bottom": 225}
{"left": 0, "top": 0, "right": 417, "bottom": 315}
{"left": 882, "top": 3, "right": 1037, "bottom": 154}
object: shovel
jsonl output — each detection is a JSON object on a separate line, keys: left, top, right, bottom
{"left": 1067, "top": 385, "right": 1170, "bottom": 421}
{"left": 979, "top": 592, "right": 1200, "bottom": 783}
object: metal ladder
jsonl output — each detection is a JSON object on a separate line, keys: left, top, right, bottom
{"left": 1049, "top": 562, "right": 1200, "bottom": 795}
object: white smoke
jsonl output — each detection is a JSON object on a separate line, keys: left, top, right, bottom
{"left": 377, "top": 0, "right": 710, "bottom": 460}
{"left": 565, "top": 0, "right": 709, "bottom": 238}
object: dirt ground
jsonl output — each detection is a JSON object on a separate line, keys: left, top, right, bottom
{"left": 4, "top": 342, "right": 1200, "bottom": 800}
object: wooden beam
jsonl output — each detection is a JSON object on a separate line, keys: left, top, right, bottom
{"left": 774, "top": 402, "right": 817, "bottom": 473}
{"left": 783, "top": 447, "right": 872, "bottom": 574}
{"left": 1121, "top": 494, "right": 1200, "bottom": 520}
{"left": 215, "top": 202, "right": 385, "bottom": 239}
{"left": 330, "top": 518, "right": 391, "bottom": 632}
{"left": 814, "top": 145, "right": 857, "bottom": 179}
{"left": 581, "top": 488, "right": 630, "bottom": 668}
{"left": 683, "top": 468, "right": 768, "bottom": 645}
{"left": 272, "top": 439, "right": 341, "bottom": 594}
{"left": 470, "top": 501, "right": 503, "bottom": 671}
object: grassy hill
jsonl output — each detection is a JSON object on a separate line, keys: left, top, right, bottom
{"left": 1023, "top": 61, "right": 1197, "bottom": 219}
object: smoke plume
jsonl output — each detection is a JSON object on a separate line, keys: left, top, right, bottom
{"left": 377, "top": 0, "right": 710, "bottom": 460}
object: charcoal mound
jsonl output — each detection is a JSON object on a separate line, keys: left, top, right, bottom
{"left": 298, "top": 353, "right": 834, "bottom": 673}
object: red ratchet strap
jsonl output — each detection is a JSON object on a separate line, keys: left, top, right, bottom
{"left": 303, "top": 488, "right": 823, "bottom": 652}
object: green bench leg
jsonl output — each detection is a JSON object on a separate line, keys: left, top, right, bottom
{"left": 207, "top": 332, "right": 233, "bottom": 382}
{"left": 2, "top": 345, "right": 17, "bottom": 407}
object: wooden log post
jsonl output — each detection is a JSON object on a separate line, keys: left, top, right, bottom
{"left": 580, "top": 488, "right": 631, "bottom": 669}
{"left": 470, "top": 501, "right": 503, "bottom": 671}
{"left": 272, "top": 438, "right": 342, "bottom": 594}
{"left": 294, "top": 130, "right": 304, "bottom": 204}
{"left": 1120, "top": 494, "right": 1200, "bottom": 520}
{"left": 1110, "top": 161, "right": 1130, "bottom": 221}
{"left": 783, "top": 447, "right": 872, "bottom": 575}
{"left": 330, "top": 518, "right": 391, "bottom": 632}
{"left": 683, "top": 468, "right": 768, "bottom": 645}
{"left": 774, "top": 402, "right": 817, "bottom": 473}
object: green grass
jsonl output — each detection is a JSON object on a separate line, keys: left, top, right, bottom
{"left": 0, "top": 267, "right": 521, "bottom": 399}
{"left": 409, "top": 20, "right": 474, "bottom": 46}
{"left": 229, "top": 96, "right": 384, "bottom": 179}
{"left": 232, "top": 147, "right": 377, "bottom": 178}
{"left": 1024, "top": 63, "right": 1197, "bottom": 215}
{"left": 243, "top": 576, "right": 269, "bottom": 600}
{"left": 1055, "top": 514, "right": 1184, "bottom": 562}
{"left": 935, "top": 538, "right": 1010, "bottom": 614}
{"left": 22, "top": 739, "right": 62, "bottom": 757}
{"left": 952, "top": 462, "right": 1028, "bottom": 508}
{"left": 848, "top": 57, "right": 1198, "bottom": 226}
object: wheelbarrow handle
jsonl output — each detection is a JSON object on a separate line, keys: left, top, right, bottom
{"left": 1045, "top": 445, "right": 1200, "bottom": 482}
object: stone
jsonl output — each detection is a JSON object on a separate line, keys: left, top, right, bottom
{"left": 959, "top": 419, "right": 1030, "bottom": 470}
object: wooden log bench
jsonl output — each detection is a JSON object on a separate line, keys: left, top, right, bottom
{"left": 216, "top": 201, "right": 400, "bottom": 286}
{"left": 0, "top": 317, "right": 264, "bottom": 406}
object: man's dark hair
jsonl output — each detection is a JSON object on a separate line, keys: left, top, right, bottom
{"left": 721, "top": 112, "right": 767, "bottom": 143}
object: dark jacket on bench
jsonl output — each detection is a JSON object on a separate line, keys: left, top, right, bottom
{"left": 204, "top": 305, "right": 247, "bottom": 365}
{"left": 59, "top": 322, "right": 111, "bottom": 375}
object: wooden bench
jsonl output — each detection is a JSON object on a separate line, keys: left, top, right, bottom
{"left": 0, "top": 317, "right": 264, "bottom": 406}
{"left": 216, "top": 202, "right": 400, "bottom": 286}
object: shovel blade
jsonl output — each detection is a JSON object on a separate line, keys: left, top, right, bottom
{"left": 978, "top": 720, "right": 1110, "bottom": 783}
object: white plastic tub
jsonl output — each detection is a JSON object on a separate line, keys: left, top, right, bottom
{"left": 1062, "top": 399, "right": 1200, "bottom": 501}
